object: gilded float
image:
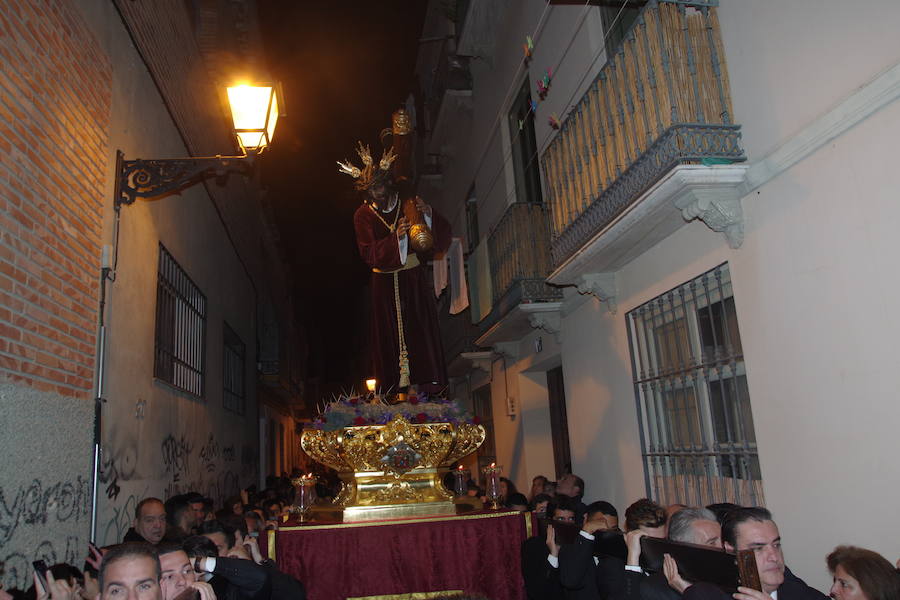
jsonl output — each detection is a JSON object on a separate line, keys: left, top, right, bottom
{"left": 301, "top": 414, "right": 485, "bottom": 520}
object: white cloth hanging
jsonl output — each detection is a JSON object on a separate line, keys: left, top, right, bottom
{"left": 448, "top": 237, "right": 469, "bottom": 314}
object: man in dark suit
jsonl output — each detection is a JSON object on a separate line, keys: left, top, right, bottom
{"left": 681, "top": 507, "right": 826, "bottom": 600}
{"left": 157, "top": 543, "right": 220, "bottom": 600}
{"left": 523, "top": 497, "right": 581, "bottom": 600}
{"left": 558, "top": 498, "right": 667, "bottom": 600}
{"left": 621, "top": 507, "right": 722, "bottom": 600}
{"left": 181, "top": 537, "right": 271, "bottom": 600}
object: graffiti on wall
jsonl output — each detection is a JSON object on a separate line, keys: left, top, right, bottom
{"left": 98, "top": 434, "right": 141, "bottom": 502}
{"left": 2, "top": 536, "right": 83, "bottom": 591}
{"left": 160, "top": 434, "right": 194, "bottom": 481}
{"left": 0, "top": 477, "right": 90, "bottom": 590}
{"left": 0, "top": 477, "right": 91, "bottom": 546}
{"left": 98, "top": 430, "right": 251, "bottom": 547}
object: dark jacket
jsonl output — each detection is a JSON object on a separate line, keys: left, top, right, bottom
{"left": 260, "top": 559, "right": 306, "bottom": 600}
{"left": 682, "top": 568, "right": 827, "bottom": 600}
{"left": 522, "top": 535, "right": 565, "bottom": 600}
{"left": 623, "top": 571, "right": 680, "bottom": 600}
{"left": 122, "top": 528, "right": 150, "bottom": 543}
{"left": 558, "top": 535, "right": 602, "bottom": 600}
{"left": 209, "top": 556, "right": 271, "bottom": 600}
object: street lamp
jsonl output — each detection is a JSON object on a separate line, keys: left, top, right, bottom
{"left": 114, "top": 83, "right": 282, "bottom": 209}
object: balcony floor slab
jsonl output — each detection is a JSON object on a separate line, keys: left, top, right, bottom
{"left": 548, "top": 164, "right": 749, "bottom": 286}
{"left": 475, "top": 301, "right": 563, "bottom": 347}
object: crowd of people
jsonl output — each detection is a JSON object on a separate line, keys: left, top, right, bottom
{"left": 512, "top": 474, "right": 899, "bottom": 600}
{"left": 0, "top": 477, "right": 306, "bottom": 600}
{"left": 1, "top": 471, "right": 897, "bottom": 600}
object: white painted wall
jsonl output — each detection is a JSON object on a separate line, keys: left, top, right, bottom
{"left": 425, "top": 0, "right": 900, "bottom": 591}
{"left": 74, "top": 0, "right": 264, "bottom": 546}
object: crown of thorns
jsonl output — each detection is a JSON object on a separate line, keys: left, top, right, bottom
{"left": 336, "top": 142, "right": 397, "bottom": 191}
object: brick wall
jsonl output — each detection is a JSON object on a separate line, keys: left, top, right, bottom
{"left": 0, "top": 0, "right": 111, "bottom": 397}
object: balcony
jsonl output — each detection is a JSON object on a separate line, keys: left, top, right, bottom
{"left": 543, "top": 0, "right": 747, "bottom": 285}
{"left": 476, "top": 203, "right": 563, "bottom": 346}
{"left": 425, "top": 39, "right": 473, "bottom": 145}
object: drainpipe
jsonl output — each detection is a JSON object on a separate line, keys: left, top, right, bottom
{"left": 89, "top": 259, "right": 113, "bottom": 543}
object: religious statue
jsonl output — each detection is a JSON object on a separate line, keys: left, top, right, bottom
{"left": 338, "top": 110, "right": 451, "bottom": 395}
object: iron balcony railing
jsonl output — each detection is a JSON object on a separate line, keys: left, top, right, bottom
{"left": 484, "top": 203, "right": 562, "bottom": 329}
{"left": 542, "top": 0, "right": 745, "bottom": 268}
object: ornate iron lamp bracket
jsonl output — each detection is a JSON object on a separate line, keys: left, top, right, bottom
{"left": 114, "top": 150, "right": 255, "bottom": 210}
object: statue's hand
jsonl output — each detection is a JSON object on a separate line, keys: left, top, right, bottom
{"left": 415, "top": 196, "right": 432, "bottom": 218}
{"left": 397, "top": 217, "right": 409, "bottom": 239}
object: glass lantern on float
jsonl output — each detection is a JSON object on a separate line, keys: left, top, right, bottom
{"left": 452, "top": 464, "right": 469, "bottom": 497}
{"left": 291, "top": 473, "right": 317, "bottom": 522}
{"left": 482, "top": 463, "right": 502, "bottom": 509}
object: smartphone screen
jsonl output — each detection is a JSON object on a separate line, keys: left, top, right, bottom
{"left": 32, "top": 560, "right": 49, "bottom": 594}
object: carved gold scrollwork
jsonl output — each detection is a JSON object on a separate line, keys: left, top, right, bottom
{"left": 300, "top": 415, "right": 485, "bottom": 509}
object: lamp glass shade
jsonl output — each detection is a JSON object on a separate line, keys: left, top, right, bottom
{"left": 226, "top": 85, "right": 279, "bottom": 150}
{"left": 365, "top": 378, "right": 377, "bottom": 393}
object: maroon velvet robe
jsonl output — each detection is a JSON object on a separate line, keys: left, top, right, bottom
{"left": 353, "top": 202, "right": 452, "bottom": 394}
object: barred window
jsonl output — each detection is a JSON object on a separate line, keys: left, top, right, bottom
{"left": 626, "top": 263, "right": 764, "bottom": 507}
{"left": 223, "top": 322, "right": 246, "bottom": 415}
{"left": 154, "top": 244, "right": 206, "bottom": 397}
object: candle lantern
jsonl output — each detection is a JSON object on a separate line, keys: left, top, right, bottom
{"left": 452, "top": 465, "right": 469, "bottom": 497}
{"left": 482, "top": 463, "right": 502, "bottom": 509}
{"left": 291, "top": 474, "right": 317, "bottom": 521}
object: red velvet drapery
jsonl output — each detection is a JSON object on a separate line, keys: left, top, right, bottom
{"left": 269, "top": 511, "right": 534, "bottom": 600}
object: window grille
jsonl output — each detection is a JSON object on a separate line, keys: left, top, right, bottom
{"left": 154, "top": 244, "right": 206, "bottom": 397}
{"left": 223, "top": 322, "right": 246, "bottom": 415}
{"left": 626, "top": 263, "right": 764, "bottom": 507}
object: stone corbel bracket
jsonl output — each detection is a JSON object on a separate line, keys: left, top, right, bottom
{"left": 576, "top": 273, "right": 617, "bottom": 314}
{"left": 671, "top": 167, "right": 748, "bottom": 249}
{"left": 492, "top": 342, "right": 519, "bottom": 361}
{"left": 528, "top": 312, "right": 560, "bottom": 335}
{"left": 518, "top": 303, "right": 562, "bottom": 342}
{"left": 460, "top": 351, "right": 493, "bottom": 373}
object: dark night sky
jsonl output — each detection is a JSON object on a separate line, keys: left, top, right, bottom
{"left": 256, "top": 2, "right": 428, "bottom": 400}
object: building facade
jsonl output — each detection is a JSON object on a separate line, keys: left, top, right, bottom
{"left": 0, "top": 0, "right": 305, "bottom": 587}
{"left": 418, "top": 0, "right": 900, "bottom": 588}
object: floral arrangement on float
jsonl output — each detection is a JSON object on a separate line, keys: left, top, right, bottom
{"left": 310, "top": 391, "right": 479, "bottom": 432}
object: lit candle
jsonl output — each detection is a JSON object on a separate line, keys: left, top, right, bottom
{"left": 452, "top": 464, "right": 469, "bottom": 497}
{"left": 482, "top": 463, "right": 502, "bottom": 509}
{"left": 292, "top": 473, "right": 317, "bottom": 522}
